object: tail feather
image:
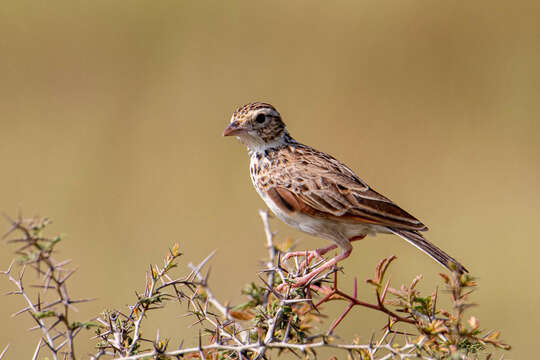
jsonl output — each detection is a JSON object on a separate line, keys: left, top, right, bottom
{"left": 388, "top": 228, "right": 468, "bottom": 274}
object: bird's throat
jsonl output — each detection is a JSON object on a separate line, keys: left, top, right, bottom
{"left": 241, "top": 132, "right": 293, "bottom": 153}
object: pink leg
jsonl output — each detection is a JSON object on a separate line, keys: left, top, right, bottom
{"left": 278, "top": 235, "right": 366, "bottom": 291}
{"left": 281, "top": 235, "right": 366, "bottom": 269}
{"left": 282, "top": 243, "right": 338, "bottom": 266}
{"left": 278, "top": 249, "right": 352, "bottom": 290}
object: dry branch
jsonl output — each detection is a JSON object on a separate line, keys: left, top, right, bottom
{"left": 1, "top": 211, "right": 510, "bottom": 359}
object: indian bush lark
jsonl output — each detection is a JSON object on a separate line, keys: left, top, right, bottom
{"left": 224, "top": 102, "right": 467, "bottom": 288}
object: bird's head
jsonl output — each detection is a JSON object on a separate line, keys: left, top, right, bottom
{"left": 223, "top": 102, "right": 290, "bottom": 152}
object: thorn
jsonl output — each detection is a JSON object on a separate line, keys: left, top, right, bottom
{"left": 256, "top": 273, "right": 282, "bottom": 300}
{"left": 56, "top": 338, "right": 68, "bottom": 351}
{"left": 0, "top": 344, "right": 9, "bottom": 360}
{"left": 31, "top": 339, "right": 41, "bottom": 360}
{"left": 11, "top": 306, "right": 32, "bottom": 317}
{"left": 204, "top": 267, "right": 211, "bottom": 285}
{"left": 47, "top": 318, "right": 62, "bottom": 332}
{"left": 41, "top": 337, "right": 55, "bottom": 352}
{"left": 41, "top": 299, "right": 62, "bottom": 310}
{"left": 18, "top": 265, "right": 27, "bottom": 281}
{"left": 4, "top": 291, "right": 22, "bottom": 296}
{"left": 432, "top": 286, "right": 439, "bottom": 320}
{"left": 59, "top": 267, "right": 79, "bottom": 284}
{"left": 1, "top": 213, "right": 20, "bottom": 240}
{"left": 2, "top": 260, "right": 15, "bottom": 275}
{"left": 380, "top": 278, "right": 391, "bottom": 303}
{"left": 54, "top": 259, "right": 73, "bottom": 268}
{"left": 389, "top": 332, "right": 397, "bottom": 346}
{"left": 69, "top": 297, "right": 96, "bottom": 305}
{"left": 187, "top": 250, "right": 217, "bottom": 283}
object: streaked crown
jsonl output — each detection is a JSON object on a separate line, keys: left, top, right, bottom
{"left": 224, "top": 102, "right": 290, "bottom": 151}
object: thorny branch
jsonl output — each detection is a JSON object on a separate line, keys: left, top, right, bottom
{"left": 2, "top": 211, "right": 510, "bottom": 359}
{"left": 0, "top": 344, "right": 9, "bottom": 360}
{"left": 1, "top": 214, "right": 95, "bottom": 360}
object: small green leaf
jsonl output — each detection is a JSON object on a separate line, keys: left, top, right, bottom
{"left": 33, "top": 310, "right": 56, "bottom": 320}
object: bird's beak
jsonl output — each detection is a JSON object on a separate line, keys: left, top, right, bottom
{"left": 222, "top": 121, "right": 244, "bottom": 137}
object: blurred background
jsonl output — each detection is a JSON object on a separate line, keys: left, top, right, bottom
{"left": 1, "top": 0, "right": 539, "bottom": 358}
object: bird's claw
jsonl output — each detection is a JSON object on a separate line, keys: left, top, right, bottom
{"left": 282, "top": 249, "right": 324, "bottom": 271}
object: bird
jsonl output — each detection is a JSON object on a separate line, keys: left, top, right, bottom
{"left": 223, "top": 102, "right": 467, "bottom": 288}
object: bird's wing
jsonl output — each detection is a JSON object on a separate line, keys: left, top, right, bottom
{"left": 258, "top": 144, "right": 428, "bottom": 231}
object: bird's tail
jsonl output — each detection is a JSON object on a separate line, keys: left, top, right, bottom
{"left": 388, "top": 228, "right": 468, "bottom": 274}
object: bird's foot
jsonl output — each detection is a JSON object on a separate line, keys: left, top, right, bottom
{"left": 281, "top": 244, "right": 338, "bottom": 270}
{"left": 276, "top": 271, "right": 319, "bottom": 292}
{"left": 276, "top": 249, "right": 352, "bottom": 292}
{"left": 281, "top": 250, "right": 323, "bottom": 270}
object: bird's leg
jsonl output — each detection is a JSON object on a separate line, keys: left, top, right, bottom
{"left": 281, "top": 235, "right": 366, "bottom": 270}
{"left": 277, "top": 248, "right": 353, "bottom": 291}
{"left": 277, "top": 235, "right": 366, "bottom": 291}
{"left": 282, "top": 244, "right": 337, "bottom": 268}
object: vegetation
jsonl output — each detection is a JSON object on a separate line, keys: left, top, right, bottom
{"left": 1, "top": 211, "right": 510, "bottom": 359}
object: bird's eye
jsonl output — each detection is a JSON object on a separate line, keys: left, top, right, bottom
{"left": 255, "top": 113, "right": 266, "bottom": 124}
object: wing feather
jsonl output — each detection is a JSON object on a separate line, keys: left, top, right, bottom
{"left": 257, "top": 144, "right": 428, "bottom": 231}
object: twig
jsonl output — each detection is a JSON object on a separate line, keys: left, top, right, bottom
{"left": 2, "top": 212, "right": 510, "bottom": 359}
{"left": 0, "top": 344, "right": 9, "bottom": 360}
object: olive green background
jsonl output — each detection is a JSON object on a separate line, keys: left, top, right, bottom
{"left": 1, "top": 1, "right": 539, "bottom": 358}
